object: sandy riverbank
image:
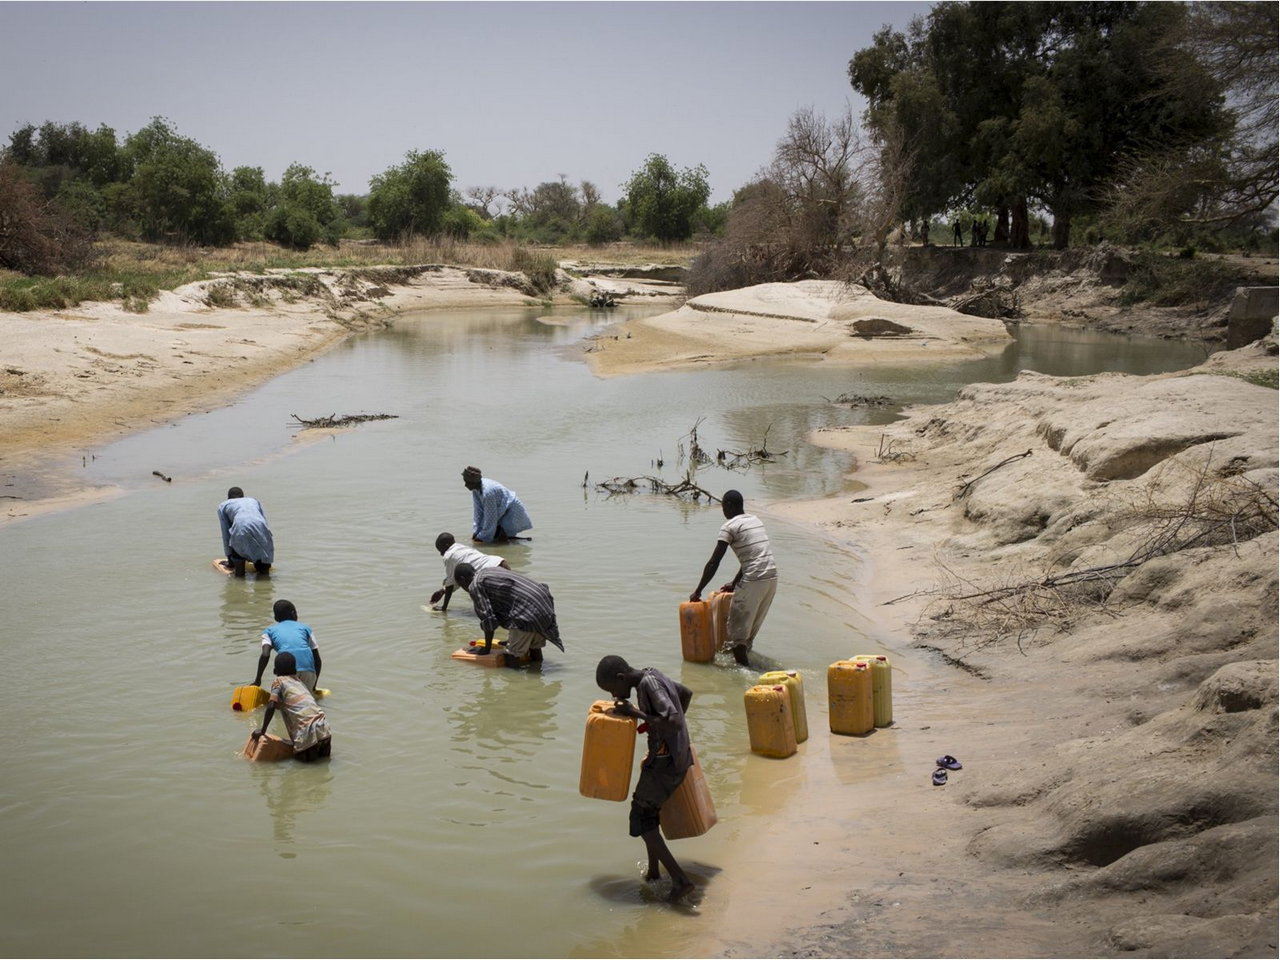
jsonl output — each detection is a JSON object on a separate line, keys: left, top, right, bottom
{"left": 697, "top": 339, "right": 1277, "bottom": 958}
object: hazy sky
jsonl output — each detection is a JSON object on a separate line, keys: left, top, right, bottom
{"left": 1, "top": 1, "right": 932, "bottom": 204}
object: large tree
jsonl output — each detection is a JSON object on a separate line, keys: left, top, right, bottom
{"left": 850, "top": 2, "right": 1228, "bottom": 248}
{"left": 367, "top": 149, "right": 453, "bottom": 240}
{"left": 622, "top": 154, "right": 710, "bottom": 242}
{"left": 118, "top": 117, "right": 234, "bottom": 244}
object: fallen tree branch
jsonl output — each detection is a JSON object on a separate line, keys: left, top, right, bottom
{"left": 289, "top": 412, "right": 399, "bottom": 429}
{"left": 594, "top": 473, "right": 721, "bottom": 503}
{"left": 953, "top": 450, "right": 1032, "bottom": 501}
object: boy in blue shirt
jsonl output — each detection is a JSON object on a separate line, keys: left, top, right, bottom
{"left": 253, "top": 599, "right": 322, "bottom": 693}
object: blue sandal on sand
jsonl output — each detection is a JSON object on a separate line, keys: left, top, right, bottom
{"left": 936, "top": 755, "right": 963, "bottom": 770}
{"left": 931, "top": 769, "right": 948, "bottom": 786}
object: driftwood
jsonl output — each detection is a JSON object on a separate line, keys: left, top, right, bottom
{"left": 152, "top": 470, "right": 172, "bottom": 483}
{"left": 289, "top": 412, "right": 399, "bottom": 429}
{"left": 823, "top": 392, "right": 895, "bottom": 407}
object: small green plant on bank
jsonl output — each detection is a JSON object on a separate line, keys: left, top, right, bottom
{"left": 1217, "top": 368, "right": 1279, "bottom": 390}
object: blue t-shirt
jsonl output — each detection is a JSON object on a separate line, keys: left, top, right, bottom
{"left": 262, "top": 620, "right": 317, "bottom": 673}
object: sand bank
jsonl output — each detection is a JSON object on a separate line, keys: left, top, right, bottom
{"left": 586, "top": 279, "right": 1013, "bottom": 376}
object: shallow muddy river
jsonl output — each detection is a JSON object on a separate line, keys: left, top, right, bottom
{"left": 0, "top": 306, "right": 1208, "bottom": 957}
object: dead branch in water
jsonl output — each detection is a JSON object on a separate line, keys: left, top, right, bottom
{"left": 717, "top": 423, "right": 787, "bottom": 467}
{"left": 289, "top": 412, "right": 399, "bottom": 429}
{"left": 823, "top": 392, "right": 895, "bottom": 407}
{"left": 594, "top": 472, "right": 721, "bottom": 503}
{"left": 678, "top": 418, "right": 713, "bottom": 467}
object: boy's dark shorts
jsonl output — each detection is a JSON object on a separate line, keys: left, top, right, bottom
{"left": 628, "top": 755, "right": 687, "bottom": 837}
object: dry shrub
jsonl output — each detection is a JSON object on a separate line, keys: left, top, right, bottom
{"left": 0, "top": 163, "right": 97, "bottom": 274}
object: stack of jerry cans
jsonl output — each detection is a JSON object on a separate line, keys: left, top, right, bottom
{"left": 852, "top": 654, "right": 893, "bottom": 727}
{"left": 759, "top": 669, "right": 808, "bottom": 743}
{"left": 660, "top": 746, "right": 717, "bottom": 840}
{"left": 579, "top": 700, "right": 638, "bottom": 801}
{"left": 709, "top": 589, "right": 732, "bottom": 653}
{"left": 744, "top": 683, "right": 797, "bottom": 758}
{"left": 679, "top": 600, "right": 715, "bottom": 662}
{"left": 828, "top": 659, "right": 875, "bottom": 735}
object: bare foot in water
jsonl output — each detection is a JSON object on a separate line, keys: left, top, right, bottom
{"left": 667, "top": 879, "right": 695, "bottom": 904}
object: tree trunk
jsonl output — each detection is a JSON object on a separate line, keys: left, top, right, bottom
{"left": 1011, "top": 199, "right": 1031, "bottom": 249}
{"left": 995, "top": 205, "right": 1009, "bottom": 243}
{"left": 1051, "top": 209, "right": 1070, "bottom": 249}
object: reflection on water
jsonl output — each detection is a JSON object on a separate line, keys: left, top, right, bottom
{"left": 0, "top": 304, "right": 1210, "bottom": 957}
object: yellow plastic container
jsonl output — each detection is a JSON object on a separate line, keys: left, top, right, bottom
{"left": 451, "top": 647, "right": 507, "bottom": 667}
{"left": 231, "top": 685, "right": 269, "bottom": 712}
{"left": 853, "top": 654, "right": 893, "bottom": 727}
{"left": 709, "top": 590, "right": 733, "bottom": 651}
{"left": 660, "top": 746, "right": 717, "bottom": 840}
{"left": 241, "top": 732, "right": 293, "bottom": 762}
{"left": 745, "top": 684, "right": 797, "bottom": 758}
{"left": 579, "top": 700, "right": 638, "bottom": 801}
{"left": 679, "top": 600, "right": 715, "bottom": 663}
{"left": 759, "top": 670, "right": 808, "bottom": 743}
{"left": 828, "top": 660, "right": 875, "bottom": 735}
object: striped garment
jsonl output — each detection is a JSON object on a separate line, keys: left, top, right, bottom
{"left": 718, "top": 512, "right": 777, "bottom": 581}
{"left": 468, "top": 566, "right": 563, "bottom": 650}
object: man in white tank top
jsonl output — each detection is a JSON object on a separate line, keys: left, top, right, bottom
{"left": 690, "top": 489, "right": 777, "bottom": 665}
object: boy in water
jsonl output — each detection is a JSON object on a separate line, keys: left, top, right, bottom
{"left": 428, "top": 531, "right": 509, "bottom": 612}
{"left": 251, "top": 651, "right": 332, "bottom": 762}
{"left": 595, "top": 655, "right": 695, "bottom": 903}
{"left": 253, "top": 599, "right": 322, "bottom": 693}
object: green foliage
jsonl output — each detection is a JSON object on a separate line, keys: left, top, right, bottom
{"left": 583, "top": 205, "right": 624, "bottom": 245}
{"left": 118, "top": 117, "right": 235, "bottom": 244}
{"left": 622, "top": 154, "right": 710, "bottom": 242}
{"left": 1118, "top": 253, "right": 1245, "bottom": 307}
{"left": 441, "top": 205, "right": 486, "bottom": 240}
{"left": 262, "top": 163, "right": 343, "bottom": 250}
{"left": 850, "top": 2, "right": 1229, "bottom": 248}
{"left": 0, "top": 163, "right": 98, "bottom": 274}
{"left": 367, "top": 149, "right": 453, "bottom": 240}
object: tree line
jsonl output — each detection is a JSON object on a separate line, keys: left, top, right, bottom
{"left": 0, "top": 117, "right": 717, "bottom": 274}
{"left": 2, "top": 1, "right": 1273, "bottom": 289}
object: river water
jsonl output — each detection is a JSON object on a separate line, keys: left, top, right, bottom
{"left": 0, "top": 305, "right": 1208, "bottom": 957}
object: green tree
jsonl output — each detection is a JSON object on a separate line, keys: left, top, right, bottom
{"left": 118, "top": 117, "right": 234, "bottom": 244}
{"left": 229, "top": 166, "right": 272, "bottom": 240}
{"left": 849, "top": 2, "right": 1227, "bottom": 248}
{"left": 367, "top": 149, "right": 453, "bottom": 240}
{"left": 622, "top": 154, "right": 710, "bottom": 242}
{"left": 263, "top": 163, "right": 343, "bottom": 249}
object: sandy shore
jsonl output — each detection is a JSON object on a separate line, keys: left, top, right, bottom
{"left": 4, "top": 271, "right": 1275, "bottom": 957}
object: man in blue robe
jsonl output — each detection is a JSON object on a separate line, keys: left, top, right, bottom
{"left": 462, "top": 466, "right": 532, "bottom": 543}
{"left": 217, "top": 486, "right": 274, "bottom": 576}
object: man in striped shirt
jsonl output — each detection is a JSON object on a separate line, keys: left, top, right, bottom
{"left": 690, "top": 489, "right": 777, "bottom": 666}
{"left": 453, "top": 562, "right": 564, "bottom": 666}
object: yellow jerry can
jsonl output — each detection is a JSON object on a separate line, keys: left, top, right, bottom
{"left": 744, "top": 684, "right": 797, "bottom": 758}
{"left": 758, "top": 669, "right": 808, "bottom": 743}
{"left": 241, "top": 732, "right": 293, "bottom": 762}
{"left": 709, "top": 590, "right": 733, "bottom": 651}
{"left": 579, "top": 700, "right": 638, "bottom": 801}
{"left": 231, "top": 685, "right": 268, "bottom": 712}
{"left": 852, "top": 654, "right": 893, "bottom": 727}
{"left": 828, "top": 660, "right": 875, "bottom": 735}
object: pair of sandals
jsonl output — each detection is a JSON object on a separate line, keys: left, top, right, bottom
{"left": 932, "top": 755, "right": 962, "bottom": 786}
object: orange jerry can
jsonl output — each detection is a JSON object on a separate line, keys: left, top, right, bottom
{"left": 241, "top": 732, "right": 294, "bottom": 762}
{"left": 579, "top": 700, "right": 638, "bottom": 801}
{"left": 828, "top": 660, "right": 875, "bottom": 735}
{"left": 709, "top": 590, "right": 733, "bottom": 651}
{"left": 853, "top": 654, "right": 893, "bottom": 727}
{"left": 679, "top": 600, "right": 715, "bottom": 662}
{"left": 759, "top": 669, "right": 808, "bottom": 743}
{"left": 451, "top": 647, "right": 507, "bottom": 667}
{"left": 660, "top": 746, "right": 717, "bottom": 840}
{"left": 231, "top": 685, "right": 269, "bottom": 712}
{"left": 744, "top": 684, "right": 797, "bottom": 758}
